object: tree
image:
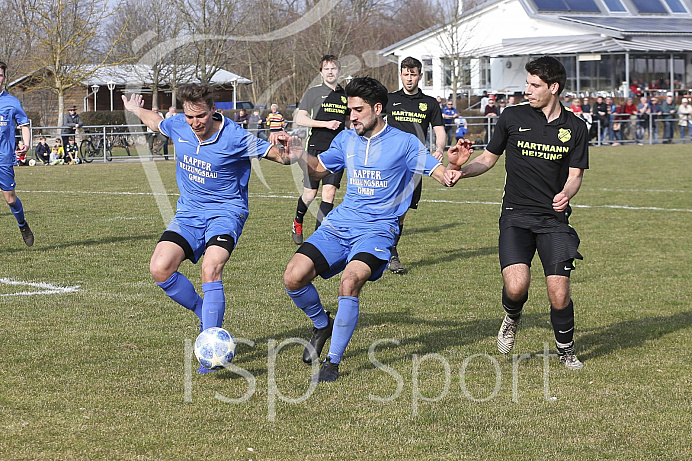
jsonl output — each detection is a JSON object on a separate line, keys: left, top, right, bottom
{"left": 21, "top": 0, "right": 128, "bottom": 125}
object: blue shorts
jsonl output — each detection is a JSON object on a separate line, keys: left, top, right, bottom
{"left": 305, "top": 219, "right": 397, "bottom": 282}
{"left": 165, "top": 209, "right": 246, "bottom": 263}
{"left": 0, "top": 165, "right": 17, "bottom": 191}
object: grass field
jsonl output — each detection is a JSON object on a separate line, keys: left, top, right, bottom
{"left": 1, "top": 144, "right": 690, "bottom": 460}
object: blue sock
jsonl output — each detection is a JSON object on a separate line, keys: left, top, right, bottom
{"left": 286, "top": 284, "right": 328, "bottom": 329}
{"left": 202, "top": 281, "right": 226, "bottom": 329}
{"left": 326, "top": 296, "right": 359, "bottom": 364}
{"left": 156, "top": 272, "right": 203, "bottom": 321}
{"left": 9, "top": 198, "right": 26, "bottom": 226}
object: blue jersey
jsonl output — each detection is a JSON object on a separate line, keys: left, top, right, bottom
{"left": 159, "top": 113, "right": 273, "bottom": 217}
{"left": 318, "top": 124, "right": 442, "bottom": 224}
{"left": 0, "top": 91, "right": 30, "bottom": 166}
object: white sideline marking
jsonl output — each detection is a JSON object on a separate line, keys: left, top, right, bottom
{"left": 17, "top": 189, "right": 692, "bottom": 213}
{"left": 0, "top": 278, "right": 80, "bottom": 297}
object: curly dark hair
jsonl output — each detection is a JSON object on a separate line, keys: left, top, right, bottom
{"left": 345, "top": 76, "right": 388, "bottom": 109}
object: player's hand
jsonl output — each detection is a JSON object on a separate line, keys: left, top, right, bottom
{"left": 122, "top": 94, "right": 145, "bottom": 113}
{"left": 268, "top": 130, "right": 288, "bottom": 145}
{"left": 324, "top": 120, "right": 342, "bottom": 130}
{"left": 444, "top": 169, "right": 463, "bottom": 187}
{"left": 15, "top": 144, "right": 28, "bottom": 155}
{"left": 447, "top": 138, "right": 474, "bottom": 169}
{"left": 553, "top": 192, "right": 569, "bottom": 212}
{"left": 432, "top": 150, "right": 444, "bottom": 161}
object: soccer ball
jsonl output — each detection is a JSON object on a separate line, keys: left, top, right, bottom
{"left": 28, "top": 159, "right": 36, "bottom": 166}
{"left": 194, "top": 327, "right": 236, "bottom": 370}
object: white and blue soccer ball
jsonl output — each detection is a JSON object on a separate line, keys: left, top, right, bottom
{"left": 194, "top": 327, "right": 237, "bottom": 370}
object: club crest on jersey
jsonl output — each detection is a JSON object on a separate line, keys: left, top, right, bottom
{"left": 419, "top": 102, "right": 428, "bottom": 112}
{"left": 558, "top": 128, "right": 571, "bottom": 143}
{"left": 341, "top": 96, "right": 347, "bottom": 104}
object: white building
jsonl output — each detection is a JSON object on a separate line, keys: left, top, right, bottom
{"left": 379, "top": 0, "right": 692, "bottom": 99}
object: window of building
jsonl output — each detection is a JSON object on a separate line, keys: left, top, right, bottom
{"left": 532, "top": 0, "right": 600, "bottom": 12}
{"left": 442, "top": 57, "right": 471, "bottom": 88}
{"left": 479, "top": 57, "right": 491, "bottom": 88}
{"left": 602, "top": 0, "right": 627, "bottom": 12}
{"left": 631, "top": 0, "right": 668, "bottom": 13}
{"left": 423, "top": 58, "right": 433, "bottom": 87}
{"left": 664, "top": 0, "right": 687, "bottom": 13}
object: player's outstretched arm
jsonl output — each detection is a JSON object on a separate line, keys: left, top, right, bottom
{"left": 446, "top": 138, "right": 474, "bottom": 170}
{"left": 121, "top": 94, "right": 164, "bottom": 132}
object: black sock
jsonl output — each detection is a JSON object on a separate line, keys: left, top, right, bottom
{"left": 295, "top": 197, "right": 308, "bottom": 224}
{"left": 502, "top": 287, "right": 527, "bottom": 321}
{"left": 551, "top": 300, "right": 575, "bottom": 344}
{"left": 315, "top": 201, "right": 333, "bottom": 230}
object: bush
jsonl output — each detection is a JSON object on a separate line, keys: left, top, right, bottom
{"left": 80, "top": 111, "right": 129, "bottom": 126}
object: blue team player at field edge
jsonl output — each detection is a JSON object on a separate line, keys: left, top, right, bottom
{"left": 122, "top": 84, "right": 293, "bottom": 374}
{"left": 280, "top": 76, "right": 472, "bottom": 383}
{"left": 0, "top": 61, "right": 34, "bottom": 247}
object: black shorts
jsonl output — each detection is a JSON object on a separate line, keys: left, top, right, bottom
{"left": 303, "top": 149, "right": 344, "bottom": 190}
{"left": 498, "top": 212, "right": 582, "bottom": 277}
{"left": 408, "top": 175, "right": 423, "bottom": 210}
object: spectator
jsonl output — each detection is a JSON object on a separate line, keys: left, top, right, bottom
{"left": 248, "top": 109, "right": 267, "bottom": 140}
{"left": 636, "top": 96, "right": 650, "bottom": 144}
{"left": 479, "top": 90, "right": 489, "bottom": 114}
{"left": 442, "top": 100, "right": 459, "bottom": 145}
{"left": 62, "top": 106, "right": 83, "bottom": 147}
{"left": 498, "top": 98, "right": 507, "bottom": 114}
{"left": 266, "top": 104, "right": 285, "bottom": 133}
{"left": 15, "top": 141, "right": 28, "bottom": 165}
{"left": 581, "top": 97, "right": 592, "bottom": 114}
{"left": 64, "top": 136, "right": 79, "bottom": 164}
{"left": 592, "top": 96, "right": 609, "bottom": 143}
{"left": 660, "top": 95, "right": 676, "bottom": 143}
{"left": 623, "top": 97, "right": 638, "bottom": 142}
{"left": 49, "top": 145, "right": 64, "bottom": 165}
{"left": 506, "top": 95, "right": 516, "bottom": 107}
{"left": 35, "top": 136, "right": 50, "bottom": 164}
{"left": 147, "top": 106, "right": 169, "bottom": 160}
{"left": 630, "top": 79, "right": 643, "bottom": 97}
{"left": 569, "top": 98, "right": 584, "bottom": 118}
{"left": 483, "top": 98, "right": 498, "bottom": 143}
{"left": 678, "top": 98, "right": 691, "bottom": 143}
{"left": 649, "top": 97, "right": 663, "bottom": 143}
{"left": 611, "top": 103, "right": 630, "bottom": 146}
{"left": 54, "top": 139, "right": 65, "bottom": 160}
{"left": 233, "top": 108, "right": 249, "bottom": 127}
{"left": 605, "top": 96, "right": 616, "bottom": 143}
{"left": 455, "top": 116, "right": 468, "bottom": 141}
{"left": 165, "top": 106, "right": 176, "bottom": 119}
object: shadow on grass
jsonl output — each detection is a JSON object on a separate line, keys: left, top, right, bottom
{"left": 409, "top": 245, "right": 497, "bottom": 270}
{"left": 0, "top": 232, "right": 161, "bottom": 254}
{"left": 576, "top": 310, "right": 692, "bottom": 361}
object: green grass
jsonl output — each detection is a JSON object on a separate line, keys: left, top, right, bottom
{"left": 1, "top": 144, "right": 691, "bottom": 460}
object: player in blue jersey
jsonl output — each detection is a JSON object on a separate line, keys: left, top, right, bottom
{"left": 281, "top": 76, "right": 471, "bottom": 383}
{"left": 122, "top": 83, "right": 293, "bottom": 374}
{"left": 0, "top": 61, "right": 34, "bottom": 246}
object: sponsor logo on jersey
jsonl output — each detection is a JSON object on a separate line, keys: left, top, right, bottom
{"left": 558, "top": 128, "right": 572, "bottom": 143}
{"left": 341, "top": 96, "right": 347, "bottom": 104}
{"left": 419, "top": 102, "right": 428, "bottom": 112}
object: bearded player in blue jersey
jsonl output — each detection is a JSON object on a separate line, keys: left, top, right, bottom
{"left": 122, "top": 84, "right": 292, "bottom": 374}
{"left": 281, "top": 76, "right": 472, "bottom": 383}
{"left": 0, "top": 61, "right": 34, "bottom": 247}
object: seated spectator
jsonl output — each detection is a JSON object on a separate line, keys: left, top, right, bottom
{"left": 15, "top": 141, "right": 29, "bottom": 166}
{"left": 54, "top": 139, "right": 65, "bottom": 160}
{"left": 234, "top": 108, "right": 250, "bottom": 127}
{"left": 49, "top": 146, "right": 64, "bottom": 165}
{"left": 569, "top": 98, "right": 584, "bottom": 118}
{"left": 35, "top": 136, "right": 50, "bottom": 164}
{"left": 64, "top": 136, "right": 80, "bottom": 164}
{"left": 248, "top": 109, "right": 267, "bottom": 140}
{"left": 455, "top": 116, "right": 468, "bottom": 141}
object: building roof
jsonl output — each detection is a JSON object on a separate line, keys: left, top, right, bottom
{"left": 8, "top": 64, "right": 251, "bottom": 90}
{"left": 473, "top": 33, "right": 692, "bottom": 56}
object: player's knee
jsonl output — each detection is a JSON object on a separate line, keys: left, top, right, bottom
{"left": 339, "top": 275, "right": 364, "bottom": 298}
{"left": 503, "top": 283, "right": 528, "bottom": 302}
{"left": 149, "top": 260, "right": 173, "bottom": 284}
{"left": 283, "top": 263, "right": 304, "bottom": 291}
{"left": 302, "top": 189, "right": 317, "bottom": 203}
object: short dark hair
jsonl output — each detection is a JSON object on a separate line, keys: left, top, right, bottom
{"left": 0, "top": 61, "right": 6, "bottom": 74}
{"left": 525, "top": 56, "right": 567, "bottom": 96}
{"left": 400, "top": 56, "right": 422, "bottom": 73}
{"left": 320, "top": 55, "right": 340, "bottom": 70}
{"left": 178, "top": 83, "right": 215, "bottom": 110}
{"left": 345, "top": 76, "right": 388, "bottom": 109}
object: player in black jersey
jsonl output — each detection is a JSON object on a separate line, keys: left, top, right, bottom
{"left": 291, "top": 55, "right": 349, "bottom": 244}
{"left": 448, "top": 56, "right": 588, "bottom": 370}
{"left": 385, "top": 57, "right": 446, "bottom": 273}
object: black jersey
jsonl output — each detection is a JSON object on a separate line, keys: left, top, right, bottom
{"left": 486, "top": 102, "right": 589, "bottom": 217}
{"left": 299, "top": 83, "right": 348, "bottom": 151}
{"left": 386, "top": 89, "right": 443, "bottom": 143}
